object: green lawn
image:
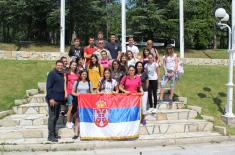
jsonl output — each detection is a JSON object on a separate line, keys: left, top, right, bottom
{"left": 174, "top": 65, "right": 235, "bottom": 135}
{"left": 0, "top": 60, "right": 234, "bottom": 134}
{"left": 0, "top": 60, "right": 54, "bottom": 111}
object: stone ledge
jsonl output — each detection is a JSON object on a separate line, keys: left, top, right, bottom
{"left": 0, "top": 136, "right": 234, "bottom": 152}
{"left": 214, "top": 126, "right": 227, "bottom": 136}
{"left": 0, "top": 110, "right": 13, "bottom": 119}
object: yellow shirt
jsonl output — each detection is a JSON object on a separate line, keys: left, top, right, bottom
{"left": 88, "top": 65, "right": 104, "bottom": 89}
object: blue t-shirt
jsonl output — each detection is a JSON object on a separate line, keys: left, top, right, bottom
{"left": 105, "top": 42, "right": 121, "bottom": 59}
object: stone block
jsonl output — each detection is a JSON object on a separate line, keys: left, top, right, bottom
{"left": 0, "top": 131, "right": 23, "bottom": 139}
{"left": 188, "top": 124, "right": 199, "bottom": 132}
{"left": 200, "top": 122, "right": 213, "bottom": 131}
{"left": 188, "top": 105, "right": 202, "bottom": 113}
{"left": 145, "top": 114, "right": 156, "bottom": 121}
{"left": 33, "top": 118, "right": 45, "bottom": 126}
{"left": 214, "top": 126, "right": 227, "bottom": 135}
{"left": 167, "top": 124, "right": 186, "bottom": 133}
{"left": 221, "top": 115, "right": 235, "bottom": 127}
{"left": 25, "top": 107, "right": 38, "bottom": 114}
{"left": 156, "top": 113, "right": 167, "bottom": 121}
{"left": 26, "top": 89, "right": 38, "bottom": 97}
{"left": 0, "top": 110, "right": 13, "bottom": 119}
{"left": 20, "top": 120, "right": 33, "bottom": 126}
{"left": 178, "top": 111, "right": 189, "bottom": 120}
{"left": 159, "top": 124, "right": 170, "bottom": 134}
{"left": 22, "top": 130, "right": 43, "bottom": 138}
{"left": 139, "top": 126, "right": 149, "bottom": 135}
{"left": 38, "top": 82, "right": 46, "bottom": 93}
{"left": 202, "top": 115, "right": 214, "bottom": 122}
{"left": 14, "top": 99, "right": 27, "bottom": 106}
{"left": 58, "top": 128, "right": 74, "bottom": 138}
{"left": 188, "top": 110, "right": 197, "bottom": 119}
{"left": 39, "top": 107, "right": 48, "bottom": 114}
{"left": 166, "top": 113, "right": 178, "bottom": 120}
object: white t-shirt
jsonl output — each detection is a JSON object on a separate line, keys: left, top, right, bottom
{"left": 145, "top": 62, "right": 159, "bottom": 80}
{"left": 99, "top": 79, "right": 118, "bottom": 93}
{"left": 128, "top": 58, "right": 138, "bottom": 67}
{"left": 127, "top": 45, "right": 139, "bottom": 56}
{"left": 165, "top": 55, "right": 176, "bottom": 71}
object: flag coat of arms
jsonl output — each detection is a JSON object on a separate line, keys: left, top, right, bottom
{"left": 78, "top": 94, "right": 141, "bottom": 140}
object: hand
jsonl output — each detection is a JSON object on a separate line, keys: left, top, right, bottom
{"left": 125, "top": 91, "right": 131, "bottom": 94}
{"left": 49, "top": 99, "right": 55, "bottom": 107}
{"left": 65, "top": 92, "right": 68, "bottom": 99}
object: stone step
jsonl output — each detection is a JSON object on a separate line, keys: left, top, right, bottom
{"left": 13, "top": 102, "right": 48, "bottom": 114}
{"left": 0, "top": 114, "right": 48, "bottom": 127}
{"left": 145, "top": 109, "right": 197, "bottom": 121}
{"left": 0, "top": 119, "right": 214, "bottom": 140}
{"left": 139, "top": 119, "right": 214, "bottom": 135}
{"left": 157, "top": 101, "right": 185, "bottom": 110}
{"left": 0, "top": 132, "right": 223, "bottom": 145}
{"left": 28, "top": 94, "right": 46, "bottom": 103}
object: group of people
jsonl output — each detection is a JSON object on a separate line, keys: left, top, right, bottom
{"left": 46, "top": 32, "right": 184, "bottom": 142}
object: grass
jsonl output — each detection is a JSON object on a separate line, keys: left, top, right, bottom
{"left": 174, "top": 65, "right": 235, "bottom": 135}
{"left": 0, "top": 60, "right": 54, "bottom": 111}
{"left": 0, "top": 42, "right": 70, "bottom": 52}
{"left": 0, "top": 42, "right": 228, "bottom": 59}
{"left": 0, "top": 60, "right": 234, "bottom": 134}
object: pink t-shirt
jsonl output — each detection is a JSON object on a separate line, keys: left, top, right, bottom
{"left": 100, "top": 59, "right": 111, "bottom": 68}
{"left": 65, "top": 73, "right": 79, "bottom": 94}
{"left": 120, "top": 75, "right": 141, "bottom": 93}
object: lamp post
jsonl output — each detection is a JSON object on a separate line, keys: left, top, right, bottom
{"left": 215, "top": 8, "right": 235, "bottom": 122}
{"left": 60, "top": 0, "right": 65, "bottom": 53}
{"left": 179, "top": 0, "right": 184, "bottom": 59}
{"left": 121, "top": 0, "right": 126, "bottom": 53}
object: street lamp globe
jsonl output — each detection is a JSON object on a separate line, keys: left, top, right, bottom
{"left": 215, "top": 8, "right": 227, "bottom": 18}
{"left": 221, "top": 13, "right": 230, "bottom": 22}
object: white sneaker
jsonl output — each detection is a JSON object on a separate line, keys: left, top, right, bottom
{"left": 147, "top": 108, "right": 154, "bottom": 113}
{"left": 66, "top": 122, "right": 74, "bottom": 129}
{"left": 152, "top": 108, "right": 158, "bottom": 113}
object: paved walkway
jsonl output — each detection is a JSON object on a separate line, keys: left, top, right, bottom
{"left": 1, "top": 141, "right": 235, "bottom": 155}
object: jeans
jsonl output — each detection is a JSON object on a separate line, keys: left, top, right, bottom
{"left": 48, "top": 101, "right": 61, "bottom": 139}
{"left": 148, "top": 80, "right": 158, "bottom": 108}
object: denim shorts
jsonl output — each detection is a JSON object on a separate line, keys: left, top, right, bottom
{"left": 161, "top": 71, "right": 175, "bottom": 89}
{"left": 66, "top": 94, "right": 74, "bottom": 106}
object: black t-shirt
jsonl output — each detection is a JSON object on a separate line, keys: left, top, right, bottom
{"left": 139, "top": 72, "right": 148, "bottom": 92}
{"left": 105, "top": 42, "right": 121, "bottom": 59}
{"left": 68, "top": 46, "right": 84, "bottom": 59}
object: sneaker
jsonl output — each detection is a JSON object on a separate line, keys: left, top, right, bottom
{"left": 141, "top": 119, "right": 147, "bottom": 126}
{"left": 148, "top": 108, "right": 154, "bottom": 113}
{"left": 66, "top": 122, "right": 74, "bottom": 129}
{"left": 48, "top": 137, "right": 58, "bottom": 142}
{"left": 152, "top": 108, "right": 158, "bottom": 113}
{"left": 72, "top": 135, "right": 79, "bottom": 140}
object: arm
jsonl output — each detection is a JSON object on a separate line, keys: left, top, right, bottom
{"left": 64, "top": 74, "right": 68, "bottom": 99}
{"left": 156, "top": 66, "right": 160, "bottom": 79}
{"left": 46, "top": 71, "right": 55, "bottom": 107}
{"left": 119, "top": 84, "right": 129, "bottom": 93}
{"left": 163, "top": 57, "right": 167, "bottom": 73}
{"left": 174, "top": 56, "right": 179, "bottom": 73}
{"left": 145, "top": 79, "right": 149, "bottom": 90}
{"left": 155, "top": 49, "right": 160, "bottom": 63}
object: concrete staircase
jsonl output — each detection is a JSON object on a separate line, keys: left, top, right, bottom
{"left": 0, "top": 82, "right": 225, "bottom": 144}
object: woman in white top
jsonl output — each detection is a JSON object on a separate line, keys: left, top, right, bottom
{"left": 127, "top": 50, "right": 138, "bottom": 67}
{"left": 97, "top": 68, "right": 119, "bottom": 93}
{"left": 160, "top": 44, "right": 178, "bottom": 103}
{"left": 145, "top": 53, "right": 160, "bottom": 113}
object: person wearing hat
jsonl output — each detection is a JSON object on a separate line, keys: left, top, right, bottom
{"left": 159, "top": 44, "right": 178, "bottom": 104}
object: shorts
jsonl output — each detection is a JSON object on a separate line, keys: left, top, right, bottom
{"left": 161, "top": 71, "right": 175, "bottom": 89}
{"left": 66, "top": 94, "right": 74, "bottom": 106}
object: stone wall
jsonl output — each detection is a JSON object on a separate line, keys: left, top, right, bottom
{"left": 0, "top": 50, "right": 235, "bottom": 66}
{"left": 0, "top": 50, "right": 65, "bottom": 60}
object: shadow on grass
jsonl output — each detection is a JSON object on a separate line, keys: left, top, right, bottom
{"left": 197, "top": 87, "right": 226, "bottom": 114}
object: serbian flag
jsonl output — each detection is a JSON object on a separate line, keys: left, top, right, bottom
{"left": 78, "top": 94, "right": 141, "bottom": 140}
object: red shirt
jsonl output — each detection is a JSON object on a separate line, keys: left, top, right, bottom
{"left": 84, "top": 46, "right": 97, "bottom": 64}
{"left": 120, "top": 75, "right": 141, "bottom": 93}
{"left": 64, "top": 73, "right": 79, "bottom": 94}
